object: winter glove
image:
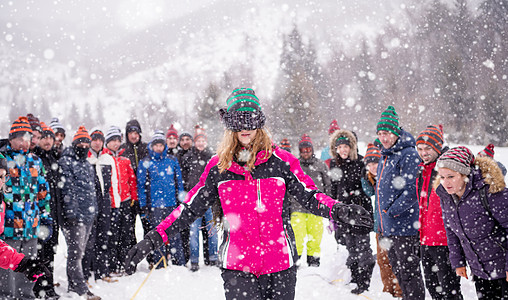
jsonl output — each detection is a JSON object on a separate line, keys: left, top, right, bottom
{"left": 38, "top": 218, "right": 53, "bottom": 243}
{"left": 125, "top": 230, "right": 163, "bottom": 275}
{"left": 14, "top": 257, "right": 50, "bottom": 282}
{"left": 332, "top": 203, "right": 373, "bottom": 228}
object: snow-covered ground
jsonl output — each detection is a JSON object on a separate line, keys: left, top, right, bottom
{"left": 51, "top": 143, "right": 508, "bottom": 299}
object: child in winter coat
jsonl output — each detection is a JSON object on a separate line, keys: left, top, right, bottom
{"left": 290, "top": 134, "right": 331, "bottom": 267}
{"left": 361, "top": 143, "right": 402, "bottom": 298}
{"left": 329, "top": 129, "right": 375, "bottom": 295}
{"left": 125, "top": 88, "right": 372, "bottom": 300}
{"left": 137, "top": 130, "right": 185, "bottom": 267}
{"left": 436, "top": 146, "right": 508, "bottom": 300}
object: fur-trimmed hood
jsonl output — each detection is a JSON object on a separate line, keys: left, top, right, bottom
{"left": 329, "top": 129, "right": 358, "bottom": 161}
{"left": 434, "top": 156, "right": 506, "bottom": 194}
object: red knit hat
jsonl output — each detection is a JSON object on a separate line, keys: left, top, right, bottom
{"left": 72, "top": 125, "right": 91, "bottom": 145}
{"left": 40, "top": 122, "right": 55, "bottom": 139}
{"left": 9, "top": 116, "right": 33, "bottom": 140}
{"left": 328, "top": 120, "right": 340, "bottom": 135}
{"left": 437, "top": 146, "right": 474, "bottom": 176}
{"left": 26, "top": 113, "right": 42, "bottom": 133}
{"left": 478, "top": 144, "right": 494, "bottom": 158}
{"left": 166, "top": 124, "right": 178, "bottom": 139}
{"left": 279, "top": 138, "right": 291, "bottom": 152}
{"left": 298, "top": 134, "right": 313, "bottom": 149}
{"left": 194, "top": 125, "right": 207, "bottom": 141}
{"left": 364, "top": 143, "right": 381, "bottom": 165}
{"left": 416, "top": 124, "right": 444, "bottom": 154}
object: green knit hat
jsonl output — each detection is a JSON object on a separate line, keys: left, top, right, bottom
{"left": 219, "top": 88, "right": 266, "bottom": 131}
{"left": 376, "top": 105, "right": 401, "bottom": 137}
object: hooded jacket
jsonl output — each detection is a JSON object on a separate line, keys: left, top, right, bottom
{"left": 58, "top": 146, "right": 97, "bottom": 224}
{"left": 435, "top": 157, "right": 508, "bottom": 280}
{"left": 329, "top": 129, "right": 373, "bottom": 235}
{"left": 375, "top": 129, "right": 420, "bottom": 236}
{"left": 137, "top": 143, "right": 184, "bottom": 209}
{"left": 0, "top": 144, "right": 51, "bottom": 240}
{"left": 155, "top": 145, "right": 339, "bottom": 277}
{"left": 120, "top": 120, "right": 149, "bottom": 173}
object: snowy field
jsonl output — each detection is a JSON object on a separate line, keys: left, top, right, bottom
{"left": 51, "top": 143, "right": 508, "bottom": 299}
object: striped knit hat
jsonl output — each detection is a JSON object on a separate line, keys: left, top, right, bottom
{"left": 166, "top": 124, "right": 178, "bottom": 139}
{"left": 478, "top": 144, "right": 495, "bottom": 158}
{"left": 364, "top": 143, "right": 381, "bottom": 165}
{"left": 279, "top": 138, "right": 291, "bottom": 153}
{"left": 49, "top": 117, "right": 65, "bottom": 135}
{"left": 150, "top": 130, "right": 166, "bottom": 145}
{"left": 219, "top": 88, "right": 266, "bottom": 132}
{"left": 377, "top": 106, "right": 402, "bottom": 137}
{"left": 90, "top": 128, "right": 105, "bottom": 142}
{"left": 329, "top": 120, "right": 340, "bottom": 135}
{"left": 298, "top": 134, "right": 313, "bottom": 149}
{"left": 437, "top": 146, "right": 474, "bottom": 176}
{"left": 9, "top": 116, "right": 33, "bottom": 140}
{"left": 72, "top": 126, "right": 91, "bottom": 146}
{"left": 40, "top": 122, "right": 55, "bottom": 139}
{"left": 105, "top": 126, "right": 122, "bottom": 144}
{"left": 416, "top": 124, "right": 444, "bottom": 154}
{"left": 26, "top": 114, "right": 42, "bottom": 133}
{"left": 194, "top": 125, "right": 206, "bottom": 141}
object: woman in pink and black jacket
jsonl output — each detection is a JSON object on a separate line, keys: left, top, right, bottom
{"left": 125, "top": 88, "right": 372, "bottom": 300}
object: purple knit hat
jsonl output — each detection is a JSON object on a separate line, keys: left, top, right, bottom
{"left": 437, "top": 146, "right": 474, "bottom": 176}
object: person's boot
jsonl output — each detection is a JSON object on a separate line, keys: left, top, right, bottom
{"left": 190, "top": 262, "right": 199, "bottom": 272}
{"left": 85, "top": 291, "right": 101, "bottom": 300}
{"left": 351, "top": 261, "right": 374, "bottom": 295}
{"left": 307, "top": 256, "right": 320, "bottom": 267}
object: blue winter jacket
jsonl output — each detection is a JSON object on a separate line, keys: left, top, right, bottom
{"left": 375, "top": 129, "right": 420, "bottom": 236}
{"left": 137, "top": 144, "right": 184, "bottom": 209}
{"left": 58, "top": 146, "right": 98, "bottom": 225}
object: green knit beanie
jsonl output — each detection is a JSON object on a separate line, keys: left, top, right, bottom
{"left": 376, "top": 105, "right": 401, "bottom": 137}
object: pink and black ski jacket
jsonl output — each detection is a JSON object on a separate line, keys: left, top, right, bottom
{"left": 156, "top": 145, "right": 339, "bottom": 277}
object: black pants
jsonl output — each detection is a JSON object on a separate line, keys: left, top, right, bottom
{"left": 83, "top": 205, "right": 112, "bottom": 280}
{"left": 344, "top": 233, "right": 375, "bottom": 290}
{"left": 33, "top": 223, "right": 59, "bottom": 297}
{"left": 421, "top": 245, "right": 463, "bottom": 300}
{"left": 109, "top": 201, "right": 135, "bottom": 272}
{"left": 222, "top": 267, "right": 297, "bottom": 300}
{"left": 384, "top": 235, "right": 425, "bottom": 300}
{"left": 474, "top": 276, "right": 508, "bottom": 299}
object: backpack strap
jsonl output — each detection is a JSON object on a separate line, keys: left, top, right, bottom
{"left": 478, "top": 185, "right": 502, "bottom": 232}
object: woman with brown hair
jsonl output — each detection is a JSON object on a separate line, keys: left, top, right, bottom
{"left": 124, "top": 88, "right": 372, "bottom": 300}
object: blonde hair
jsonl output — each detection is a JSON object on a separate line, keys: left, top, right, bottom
{"left": 216, "top": 128, "right": 273, "bottom": 173}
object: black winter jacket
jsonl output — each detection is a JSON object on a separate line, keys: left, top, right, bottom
{"left": 58, "top": 146, "right": 97, "bottom": 225}
{"left": 181, "top": 147, "right": 214, "bottom": 192}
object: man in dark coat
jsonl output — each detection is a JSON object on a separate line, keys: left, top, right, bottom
{"left": 120, "top": 120, "right": 150, "bottom": 245}
{"left": 375, "top": 106, "right": 424, "bottom": 300}
{"left": 58, "top": 126, "right": 100, "bottom": 300}
{"left": 32, "top": 122, "right": 61, "bottom": 299}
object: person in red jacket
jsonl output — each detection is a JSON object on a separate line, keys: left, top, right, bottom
{"left": 124, "top": 88, "right": 373, "bottom": 300}
{"left": 103, "top": 126, "right": 138, "bottom": 275}
{"left": 416, "top": 125, "right": 463, "bottom": 300}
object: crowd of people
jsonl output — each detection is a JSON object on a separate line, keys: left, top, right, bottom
{"left": 0, "top": 88, "right": 507, "bottom": 300}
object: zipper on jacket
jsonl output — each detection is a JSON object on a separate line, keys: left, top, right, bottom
{"left": 376, "top": 157, "right": 388, "bottom": 233}
{"left": 257, "top": 179, "right": 262, "bottom": 209}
